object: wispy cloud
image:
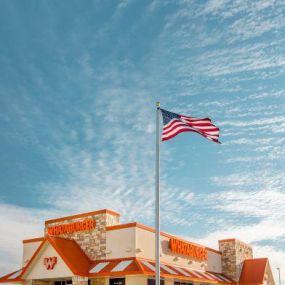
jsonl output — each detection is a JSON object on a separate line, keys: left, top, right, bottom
{"left": 0, "top": 0, "right": 284, "bottom": 282}
{"left": 0, "top": 204, "right": 51, "bottom": 274}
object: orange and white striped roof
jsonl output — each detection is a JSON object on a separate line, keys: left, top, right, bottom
{"left": 89, "top": 258, "right": 235, "bottom": 284}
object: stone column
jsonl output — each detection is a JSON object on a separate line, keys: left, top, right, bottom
{"left": 25, "top": 281, "right": 53, "bottom": 285}
{"left": 72, "top": 276, "right": 88, "bottom": 285}
{"left": 219, "top": 239, "right": 253, "bottom": 282}
{"left": 90, "top": 278, "right": 106, "bottom": 285}
{"left": 24, "top": 280, "right": 33, "bottom": 285}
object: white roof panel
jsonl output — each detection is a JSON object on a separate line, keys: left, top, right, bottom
{"left": 90, "top": 262, "right": 109, "bottom": 273}
{"left": 141, "top": 260, "right": 156, "bottom": 271}
{"left": 173, "top": 267, "right": 191, "bottom": 277}
{"left": 160, "top": 264, "right": 177, "bottom": 275}
{"left": 111, "top": 260, "right": 133, "bottom": 272}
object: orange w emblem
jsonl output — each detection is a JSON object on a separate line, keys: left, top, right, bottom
{"left": 44, "top": 257, "right": 57, "bottom": 270}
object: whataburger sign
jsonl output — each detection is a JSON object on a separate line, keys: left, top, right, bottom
{"left": 47, "top": 219, "right": 96, "bottom": 235}
{"left": 169, "top": 238, "right": 208, "bottom": 261}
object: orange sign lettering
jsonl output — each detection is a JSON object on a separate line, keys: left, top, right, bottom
{"left": 47, "top": 219, "right": 95, "bottom": 235}
{"left": 44, "top": 256, "right": 57, "bottom": 270}
{"left": 169, "top": 238, "right": 208, "bottom": 261}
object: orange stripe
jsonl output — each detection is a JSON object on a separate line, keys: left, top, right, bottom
{"left": 21, "top": 239, "right": 48, "bottom": 277}
{"left": 22, "top": 237, "right": 44, "bottom": 244}
{"left": 218, "top": 238, "right": 251, "bottom": 248}
{"left": 47, "top": 237, "right": 86, "bottom": 276}
{"left": 106, "top": 222, "right": 138, "bottom": 231}
{"left": 218, "top": 238, "right": 236, "bottom": 243}
{"left": 206, "top": 247, "right": 222, "bottom": 255}
{"left": 45, "top": 209, "right": 120, "bottom": 225}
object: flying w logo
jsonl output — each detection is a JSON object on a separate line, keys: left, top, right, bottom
{"left": 44, "top": 257, "right": 57, "bottom": 270}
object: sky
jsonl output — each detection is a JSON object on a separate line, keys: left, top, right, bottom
{"left": 0, "top": 0, "right": 284, "bottom": 282}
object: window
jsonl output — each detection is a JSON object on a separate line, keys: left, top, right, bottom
{"left": 54, "top": 281, "right": 72, "bottom": 285}
{"left": 174, "top": 282, "right": 193, "bottom": 285}
{"left": 109, "top": 278, "right": 125, "bottom": 285}
{"left": 147, "top": 279, "right": 165, "bottom": 285}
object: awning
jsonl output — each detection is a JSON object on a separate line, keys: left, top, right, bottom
{"left": 0, "top": 268, "right": 24, "bottom": 283}
{"left": 89, "top": 258, "right": 235, "bottom": 284}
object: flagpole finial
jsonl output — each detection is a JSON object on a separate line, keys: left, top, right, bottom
{"left": 156, "top": 101, "right": 160, "bottom": 108}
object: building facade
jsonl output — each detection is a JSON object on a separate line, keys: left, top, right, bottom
{"left": 0, "top": 209, "right": 275, "bottom": 285}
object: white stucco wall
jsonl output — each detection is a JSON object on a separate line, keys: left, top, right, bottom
{"left": 106, "top": 225, "right": 222, "bottom": 273}
{"left": 206, "top": 250, "right": 222, "bottom": 273}
{"left": 24, "top": 243, "right": 73, "bottom": 280}
{"left": 23, "top": 241, "right": 42, "bottom": 267}
{"left": 125, "top": 275, "right": 147, "bottom": 285}
{"left": 136, "top": 227, "right": 211, "bottom": 272}
{"left": 106, "top": 227, "right": 136, "bottom": 259}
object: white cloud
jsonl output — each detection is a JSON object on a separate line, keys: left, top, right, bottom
{"left": 191, "top": 224, "right": 285, "bottom": 282}
{"left": 0, "top": 204, "right": 53, "bottom": 275}
{"left": 186, "top": 185, "right": 285, "bottom": 282}
{"left": 201, "top": 0, "right": 229, "bottom": 15}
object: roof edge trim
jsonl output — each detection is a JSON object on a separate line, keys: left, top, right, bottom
{"left": 23, "top": 237, "right": 45, "bottom": 244}
{"left": 45, "top": 209, "right": 120, "bottom": 225}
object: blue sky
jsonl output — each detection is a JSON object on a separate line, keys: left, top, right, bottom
{"left": 0, "top": 0, "right": 285, "bottom": 281}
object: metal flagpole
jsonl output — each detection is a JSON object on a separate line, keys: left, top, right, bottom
{"left": 155, "top": 101, "right": 161, "bottom": 285}
{"left": 277, "top": 268, "right": 281, "bottom": 285}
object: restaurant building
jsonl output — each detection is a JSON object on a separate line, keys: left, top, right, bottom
{"left": 0, "top": 209, "right": 275, "bottom": 285}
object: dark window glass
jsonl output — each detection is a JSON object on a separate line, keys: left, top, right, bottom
{"left": 147, "top": 279, "right": 165, "bottom": 285}
{"left": 54, "top": 280, "right": 72, "bottom": 285}
{"left": 109, "top": 278, "right": 125, "bottom": 285}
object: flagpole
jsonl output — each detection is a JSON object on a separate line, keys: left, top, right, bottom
{"left": 155, "top": 101, "right": 161, "bottom": 285}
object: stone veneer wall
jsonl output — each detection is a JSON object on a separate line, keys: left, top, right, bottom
{"left": 44, "top": 212, "right": 120, "bottom": 260}
{"left": 25, "top": 280, "right": 53, "bottom": 285}
{"left": 72, "top": 276, "right": 88, "bottom": 285}
{"left": 219, "top": 239, "right": 253, "bottom": 282}
{"left": 91, "top": 278, "right": 106, "bottom": 285}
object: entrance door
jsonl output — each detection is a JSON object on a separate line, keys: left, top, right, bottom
{"left": 109, "top": 278, "right": 125, "bottom": 285}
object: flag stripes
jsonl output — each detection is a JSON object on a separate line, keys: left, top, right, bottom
{"left": 160, "top": 109, "right": 220, "bottom": 143}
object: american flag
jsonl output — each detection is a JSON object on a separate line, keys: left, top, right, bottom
{"left": 160, "top": 109, "right": 221, "bottom": 144}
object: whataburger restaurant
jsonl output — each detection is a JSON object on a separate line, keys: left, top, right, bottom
{"left": 0, "top": 209, "right": 275, "bottom": 285}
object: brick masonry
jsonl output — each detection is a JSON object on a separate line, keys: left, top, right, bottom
{"left": 44, "top": 212, "right": 120, "bottom": 260}
{"left": 219, "top": 239, "right": 253, "bottom": 282}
